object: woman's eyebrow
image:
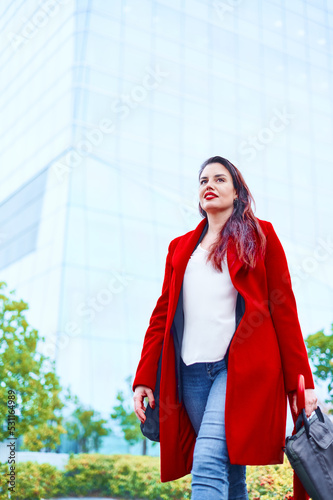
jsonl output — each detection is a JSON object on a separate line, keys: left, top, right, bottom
{"left": 200, "top": 174, "right": 227, "bottom": 180}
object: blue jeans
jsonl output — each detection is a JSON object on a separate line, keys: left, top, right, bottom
{"left": 180, "top": 356, "right": 249, "bottom": 500}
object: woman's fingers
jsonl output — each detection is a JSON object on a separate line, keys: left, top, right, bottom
{"left": 290, "top": 388, "right": 318, "bottom": 418}
{"left": 146, "top": 388, "right": 155, "bottom": 410}
{"left": 133, "top": 393, "right": 146, "bottom": 423}
{"left": 304, "top": 388, "right": 318, "bottom": 418}
{"left": 290, "top": 391, "right": 298, "bottom": 416}
{"left": 133, "top": 386, "right": 155, "bottom": 423}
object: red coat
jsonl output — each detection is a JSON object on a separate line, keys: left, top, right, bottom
{"left": 133, "top": 217, "right": 314, "bottom": 483}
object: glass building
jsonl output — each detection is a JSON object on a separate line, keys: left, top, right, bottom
{"left": 0, "top": 0, "right": 332, "bottom": 450}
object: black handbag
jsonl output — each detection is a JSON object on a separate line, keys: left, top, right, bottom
{"left": 284, "top": 375, "right": 333, "bottom": 500}
{"left": 140, "top": 348, "right": 162, "bottom": 442}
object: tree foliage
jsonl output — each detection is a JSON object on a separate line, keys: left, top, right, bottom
{"left": 110, "top": 375, "right": 148, "bottom": 455}
{"left": 0, "top": 281, "right": 65, "bottom": 449}
{"left": 65, "top": 396, "right": 110, "bottom": 452}
{"left": 306, "top": 324, "right": 333, "bottom": 406}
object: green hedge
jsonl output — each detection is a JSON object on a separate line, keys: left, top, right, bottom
{"left": 0, "top": 461, "right": 64, "bottom": 500}
{"left": 0, "top": 454, "right": 294, "bottom": 499}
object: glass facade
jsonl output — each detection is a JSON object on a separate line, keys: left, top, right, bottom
{"left": 0, "top": 0, "right": 332, "bottom": 449}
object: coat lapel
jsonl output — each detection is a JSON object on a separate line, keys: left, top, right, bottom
{"left": 172, "top": 217, "right": 244, "bottom": 288}
{"left": 226, "top": 234, "right": 244, "bottom": 285}
{"left": 171, "top": 218, "right": 208, "bottom": 285}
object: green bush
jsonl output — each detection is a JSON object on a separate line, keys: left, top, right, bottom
{"left": 0, "top": 454, "right": 294, "bottom": 499}
{"left": 0, "top": 463, "right": 10, "bottom": 500}
{"left": 0, "top": 461, "right": 64, "bottom": 500}
{"left": 247, "top": 461, "right": 293, "bottom": 499}
{"left": 62, "top": 454, "right": 190, "bottom": 499}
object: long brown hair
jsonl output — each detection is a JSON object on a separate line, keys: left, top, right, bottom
{"left": 198, "top": 156, "right": 266, "bottom": 272}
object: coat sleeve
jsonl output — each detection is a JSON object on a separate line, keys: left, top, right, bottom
{"left": 132, "top": 238, "right": 176, "bottom": 393}
{"left": 264, "top": 222, "right": 315, "bottom": 394}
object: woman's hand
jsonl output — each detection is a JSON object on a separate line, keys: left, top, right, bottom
{"left": 290, "top": 388, "right": 318, "bottom": 418}
{"left": 133, "top": 385, "right": 155, "bottom": 423}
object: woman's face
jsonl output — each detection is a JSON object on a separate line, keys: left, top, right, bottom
{"left": 199, "top": 162, "right": 237, "bottom": 214}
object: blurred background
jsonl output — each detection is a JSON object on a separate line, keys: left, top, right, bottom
{"left": 0, "top": 0, "right": 332, "bottom": 455}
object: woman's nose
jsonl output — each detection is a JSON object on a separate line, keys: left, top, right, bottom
{"left": 204, "top": 180, "right": 213, "bottom": 190}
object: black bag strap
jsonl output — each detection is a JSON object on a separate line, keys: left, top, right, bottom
{"left": 295, "top": 407, "right": 325, "bottom": 438}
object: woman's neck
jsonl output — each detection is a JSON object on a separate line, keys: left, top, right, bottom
{"left": 205, "top": 209, "right": 233, "bottom": 237}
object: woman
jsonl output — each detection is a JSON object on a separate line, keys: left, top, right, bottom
{"left": 133, "top": 156, "right": 317, "bottom": 499}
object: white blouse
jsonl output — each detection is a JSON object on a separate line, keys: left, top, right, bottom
{"left": 181, "top": 243, "right": 238, "bottom": 366}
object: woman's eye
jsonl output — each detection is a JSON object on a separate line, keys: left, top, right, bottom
{"left": 200, "top": 178, "right": 225, "bottom": 184}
